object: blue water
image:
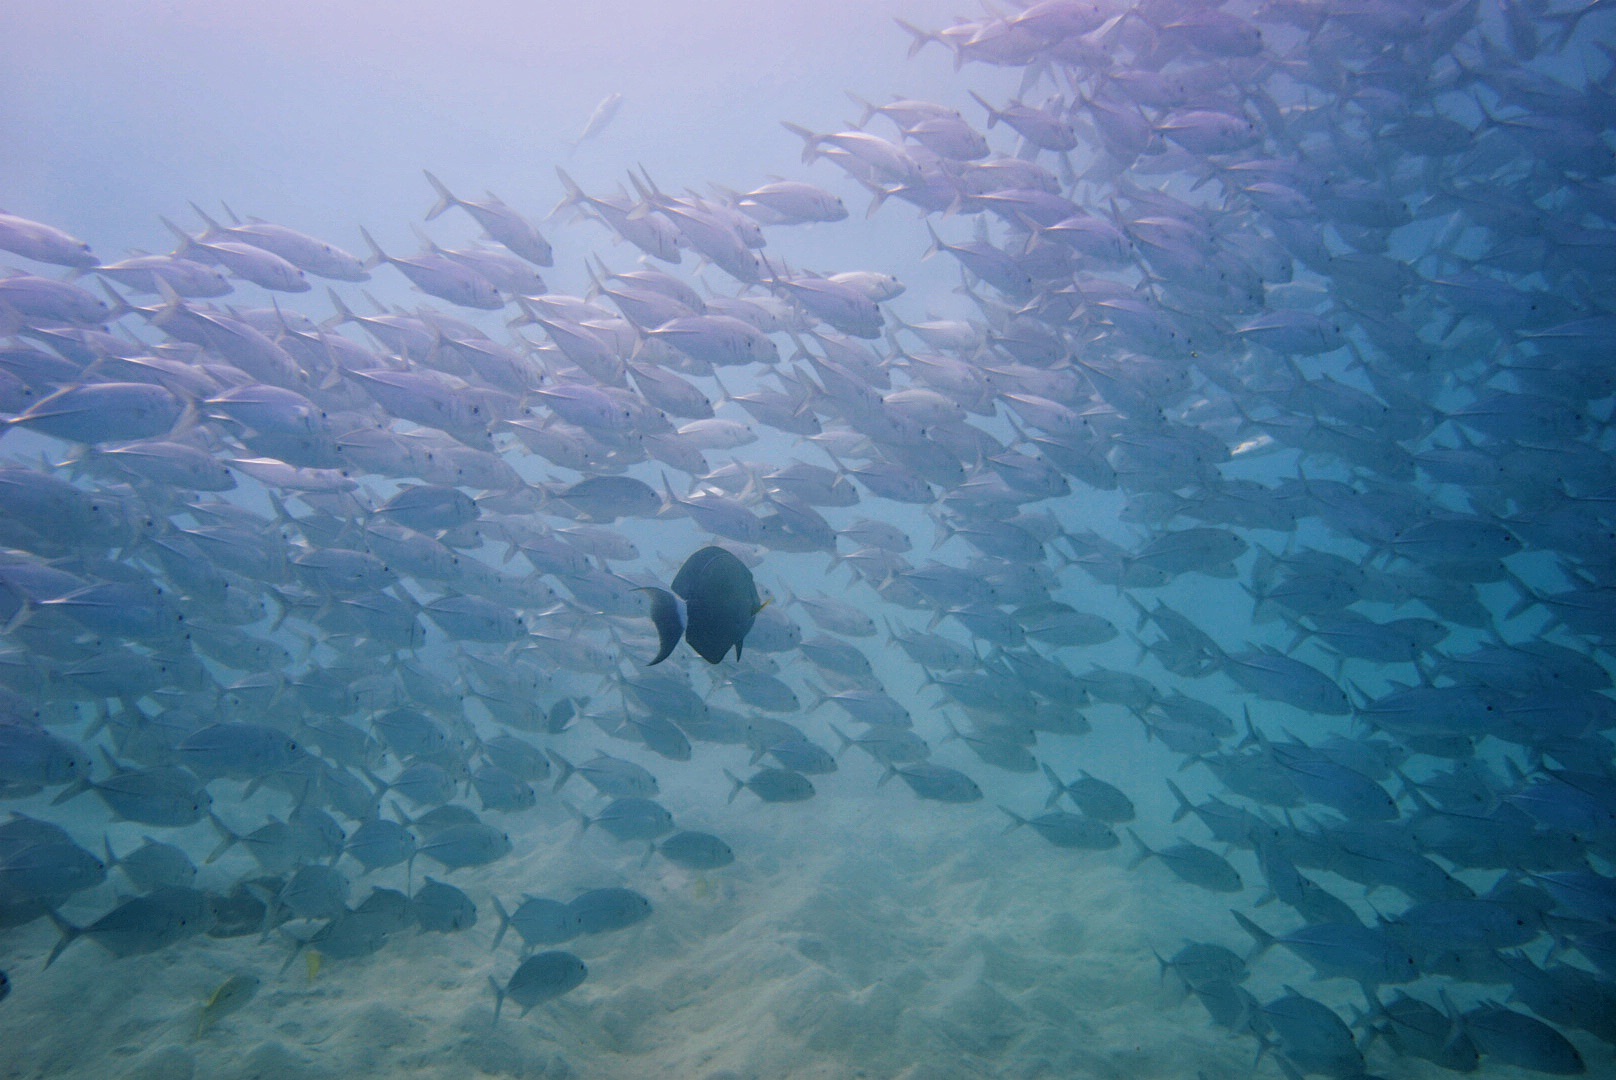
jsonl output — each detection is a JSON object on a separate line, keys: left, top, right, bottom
{"left": 2, "top": 2, "right": 1615, "bottom": 1078}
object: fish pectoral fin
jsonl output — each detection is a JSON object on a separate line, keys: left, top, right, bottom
{"left": 638, "top": 586, "right": 686, "bottom": 665}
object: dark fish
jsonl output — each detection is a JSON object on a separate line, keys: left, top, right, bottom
{"left": 412, "top": 878, "right": 477, "bottom": 933}
{"left": 568, "top": 887, "right": 652, "bottom": 934}
{"left": 206, "top": 877, "right": 284, "bottom": 939}
{"left": 999, "top": 806, "right": 1118, "bottom": 850}
{"left": 0, "top": 839, "right": 105, "bottom": 906}
{"left": 46, "top": 885, "right": 210, "bottom": 967}
{"left": 65, "top": 757, "right": 212, "bottom": 827}
{"left": 576, "top": 796, "right": 674, "bottom": 842}
{"left": 880, "top": 762, "right": 982, "bottom": 804}
{"left": 416, "top": 822, "right": 510, "bottom": 871}
{"left": 344, "top": 818, "right": 416, "bottom": 874}
{"left": 757, "top": 737, "right": 837, "bottom": 775}
{"left": 643, "top": 545, "right": 765, "bottom": 665}
{"left": 471, "top": 764, "right": 535, "bottom": 813}
{"left": 551, "top": 752, "right": 658, "bottom": 798}
{"left": 1365, "top": 991, "right": 1479, "bottom": 1073}
{"left": 1128, "top": 830, "right": 1243, "bottom": 894}
{"left": 271, "top": 863, "right": 350, "bottom": 921}
{"left": 1235, "top": 911, "right": 1419, "bottom": 994}
{"left": 1155, "top": 942, "right": 1247, "bottom": 993}
{"left": 1041, "top": 764, "right": 1135, "bottom": 822}
{"left": 725, "top": 767, "right": 814, "bottom": 804}
{"left": 653, "top": 830, "right": 735, "bottom": 870}
{"left": 492, "top": 896, "right": 577, "bottom": 950}
{"left": 1257, "top": 988, "right": 1364, "bottom": 1080}
{"left": 1453, "top": 997, "right": 1586, "bottom": 1075}
{"left": 553, "top": 475, "right": 659, "bottom": 521}
{"left": 489, "top": 951, "right": 587, "bottom": 1021}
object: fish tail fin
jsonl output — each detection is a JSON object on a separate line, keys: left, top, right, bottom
{"left": 549, "top": 167, "right": 590, "bottom": 221}
{"left": 657, "top": 470, "right": 683, "bottom": 516}
{"left": 246, "top": 881, "right": 281, "bottom": 944}
{"left": 488, "top": 975, "right": 506, "bottom": 1024}
{"left": 893, "top": 19, "right": 936, "bottom": 59}
{"left": 1151, "top": 947, "right": 1174, "bottom": 989}
{"left": 1435, "top": 988, "right": 1471, "bottom": 1055}
{"left": 187, "top": 200, "right": 226, "bottom": 239}
{"left": 276, "top": 936, "right": 307, "bottom": 978}
{"left": 876, "top": 764, "right": 899, "bottom": 788}
{"left": 922, "top": 221, "right": 944, "bottom": 261}
{"left": 969, "top": 91, "right": 1000, "bottom": 128}
{"left": 635, "top": 163, "right": 665, "bottom": 202}
{"left": 1231, "top": 909, "right": 1275, "bottom": 963}
{"left": 409, "top": 222, "right": 442, "bottom": 254}
{"left": 49, "top": 775, "right": 90, "bottom": 807}
{"left": 548, "top": 750, "right": 574, "bottom": 793}
{"left": 803, "top": 681, "right": 828, "bottom": 714}
{"left": 422, "top": 171, "right": 458, "bottom": 221}
{"left": 490, "top": 896, "right": 511, "bottom": 950}
{"left": 205, "top": 811, "right": 239, "bottom": 864}
{"left": 358, "top": 764, "right": 390, "bottom": 802}
{"left": 357, "top": 227, "right": 387, "bottom": 271}
{"left": 322, "top": 286, "right": 357, "bottom": 330}
{"left": 1125, "top": 828, "right": 1154, "bottom": 870}
{"left": 1040, "top": 762, "right": 1067, "bottom": 810}
{"left": 844, "top": 91, "right": 880, "bottom": 128}
{"left": 582, "top": 258, "right": 606, "bottom": 301}
{"left": 828, "top": 723, "right": 853, "bottom": 758}
{"left": 43, "top": 909, "right": 82, "bottom": 970}
{"left": 779, "top": 121, "right": 821, "bottom": 164}
{"left": 864, "top": 183, "right": 894, "bottom": 220}
{"left": 1394, "top": 768, "right": 1433, "bottom": 812}
{"left": 1501, "top": 563, "right": 1541, "bottom": 620}
{"left": 723, "top": 768, "right": 745, "bottom": 805}
{"left": 1165, "top": 780, "right": 1194, "bottom": 824}
{"left": 159, "top": 215, "right": 202, "bottom": 261}
{"left": 998, "top": 805, "right": 1027, "bottom": 834}
{"left": 708, "top": 370, "right": 732, "bottom": 407}
{"left": 626, "top": 170, "right": 655, "bottom": 209}
{"left": 1240, "top": 707, "right": 1269, "bottom": 751}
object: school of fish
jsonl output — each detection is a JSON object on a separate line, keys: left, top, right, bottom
{"left": 2, "top": 1, "right": 1615, "bottom": 1076}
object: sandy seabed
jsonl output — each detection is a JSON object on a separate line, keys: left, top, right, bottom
{"left": 6, "top": 781, "right": 1612, "bottom": 1080}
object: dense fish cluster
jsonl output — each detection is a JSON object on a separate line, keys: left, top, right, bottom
{"left": 3, "top": 0, "right": 1616, "bottom": 1076}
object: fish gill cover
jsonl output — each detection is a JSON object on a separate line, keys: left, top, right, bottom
{"left": 1, "top": 0, "right": 1615, "bottom": 1077}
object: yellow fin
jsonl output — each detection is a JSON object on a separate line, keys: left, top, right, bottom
{"left": 197, "top": 973, "right": 260, "bottom": 1039}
